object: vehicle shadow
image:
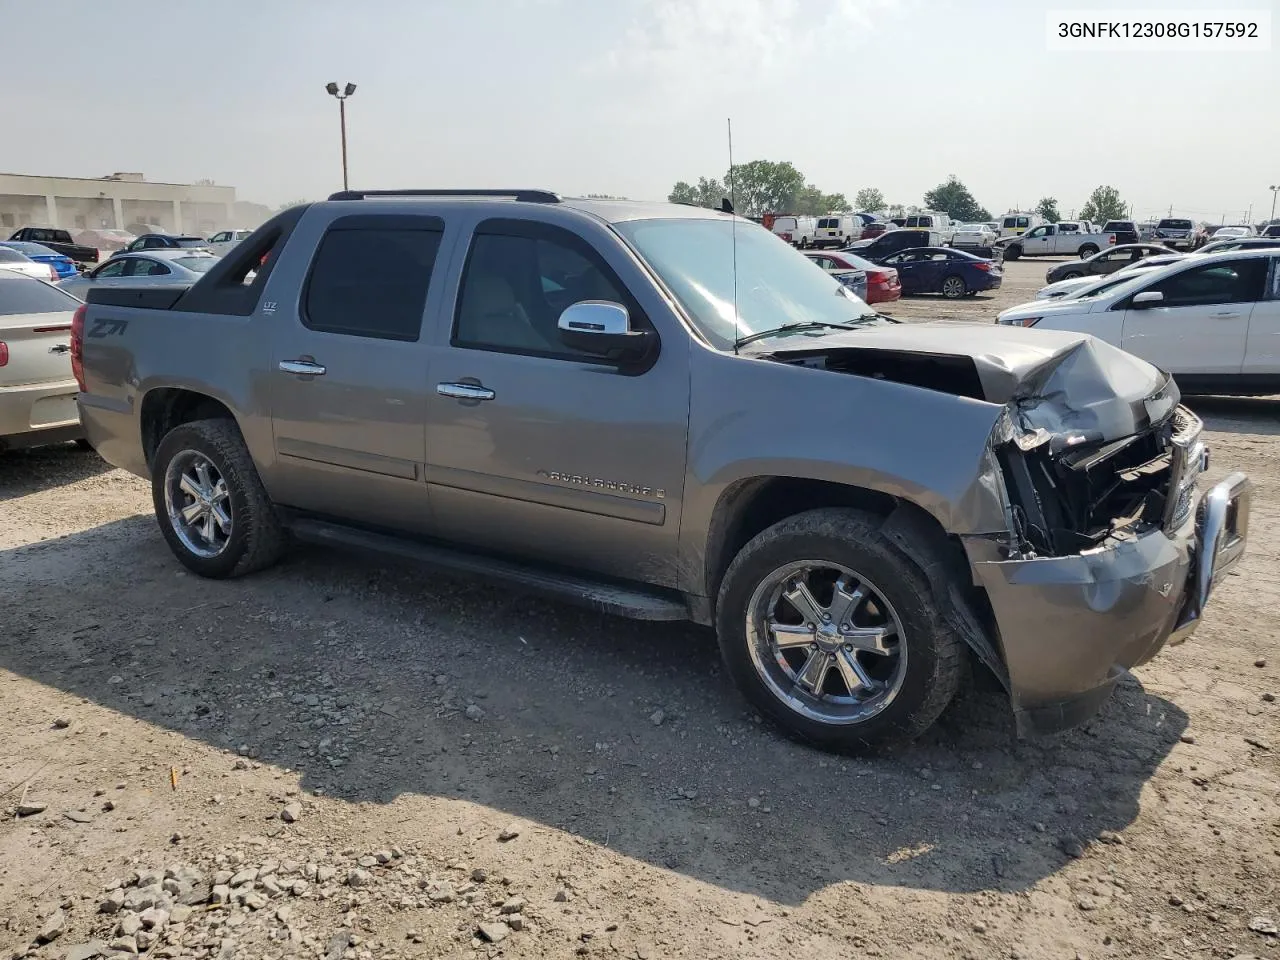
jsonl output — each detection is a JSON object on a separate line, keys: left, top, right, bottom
{"left": 0, "top": 516, "right": 1187, "bottom": 903}
{"left": 0, "top": 443, "right": 112, "bottom": 502}
{"left": 1183, "top": 395, "right": 1280, "bottom": 437}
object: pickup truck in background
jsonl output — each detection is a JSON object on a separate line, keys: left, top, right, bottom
{"left": 73, "top": 189, "right": 1251, "bottom": 751}
{"left": 8, "top": 227, "right": 99, "bottom": 265}
{"left": 1152, "top": 218, "right": 1198, "bottom": 251}
{"left": 995, "top": 222, "right": 1114, "bottom": 260}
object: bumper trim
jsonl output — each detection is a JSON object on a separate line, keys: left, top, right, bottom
{"left": 1169, "top": 471, "right": 1251, "bottom": 643}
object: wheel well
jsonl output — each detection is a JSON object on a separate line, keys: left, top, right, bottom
{"left": 704, "top": 478, "right": 898, "bottom": 602}
{"left": 140, "top": 389, "right": 235, "bottom": 468}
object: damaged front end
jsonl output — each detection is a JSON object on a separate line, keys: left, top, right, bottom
{"left": 964, "top": 337, "right": 1252, "bottom": 735}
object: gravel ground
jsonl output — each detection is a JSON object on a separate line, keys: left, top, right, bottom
{"left": 1, "top": 258, "right": 1278, "bottom": 960}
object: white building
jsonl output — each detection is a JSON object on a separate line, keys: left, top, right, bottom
{"left": 0, "top": 171, "right": 238, "bottom": 237}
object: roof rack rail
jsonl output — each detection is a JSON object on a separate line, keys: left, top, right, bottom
{"left": 327, "top": 189, "right": 561, "bottom": 203}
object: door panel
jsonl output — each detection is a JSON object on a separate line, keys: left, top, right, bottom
{"left": 1243, "top": 258, "right": 1280, "bottom": 374}
{"left": 268, "top": 216, "right": 443, "bottom": 532}
{"left": 424, "top": 219, "right": 690, "bottom": 587}
{"left": 1119, "top": 258, "right": 1265, "bottom": 374}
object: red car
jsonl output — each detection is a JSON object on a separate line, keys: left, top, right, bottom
{"left": 860, "top": 221, "right": 891, "bottom": 240}
{"left": 808, "top": 250, "right": 901, "bottom": 304}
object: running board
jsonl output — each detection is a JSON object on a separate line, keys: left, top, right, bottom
{"left": 287, "top": 518, "right": 690, "bottom": 621}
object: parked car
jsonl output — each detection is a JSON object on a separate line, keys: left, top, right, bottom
{"left": 72, "top": 188, "right": 1251, "bottom": 749}
{"left": 997, "top": 222, "right": 1114, "bottom": 260}
{"left": 951, "top": 223, "right": 997, "bottom": 250}
{"left": 0, "top": 271, "right": 83, "bottom": 452}
{"left": 998, "top": 212, "right": 1042, "bottom": 238}
{"left": 1261, "top": 224, "right": 1280, "bottom": 239}
{"left": 0, "top": 246, "right": 58, "bottom": 282}
{"left": 206, "top": 229, "right": 255, "bottom": 257}
{"left": 813, "top": 215, "right": 859, "bottom": 249}
{"left": 859, "top": 221, "right": 891, "bottom": 241}
{"left": 849, "top": 229, "right": 940, "bottom": 259}
{"left": 7, "top": 226, "right": 99, "bottom": 265}
{"left": 1055, "top": 220, "right": 1099, "bottom": 235}
{"left": 0, "top": 241, "right": 79, "bottom": 280}
{"left": 801, "top": 251, "right": 867, "bottom": 300}
{"left": 108, "top": 234, "right": 211, "bottom": 258}
{"left": 804, "top": 250, "right": 900, "bottom": 304}
{"left": 1101, "top": 220, "right": 1140, "bottom": 245}
{"left": 1194, "top": 237, "right": 1280, "bottom": 256}
{"left": 1152, "top": 218, "right": 1198, "bottom": 251}
{"left": 58, "top": 250, "right": 219, "bottom": 299}
{"left": 1044, "top": 244, "right": 1180, "bottom": 283}
{"left": 877, "top": 247, "right": 1002, "bottom": 298}
{"left": 997, "top": 248, "right": 1280, "bottom": 395}
{"left": 770, "top": 216, "right": 816, "bottom": 248}
{"left": 1035, "top": 254, "right": 1185, "bottom": 299}
{"left": 1209, "top": 226, "right": 1257, "bottom": 242}
{"left": 903, "top": 212, "right": 954, "bottom": 245}
{"left": 75, "top": 228, "right": 136, "bottom": 253}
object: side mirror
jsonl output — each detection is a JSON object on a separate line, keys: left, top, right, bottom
{"left": 557, "top": 301, "right": 655, "bottom": 364}
{"left": 1132, "top": 290, "right": 1164, "bottom": 309}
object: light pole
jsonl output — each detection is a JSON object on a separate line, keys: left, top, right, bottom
{"left": 1270, "top": 185, "right": 1279, "bottom": 223}
{"left": 325, "top": 82, "right": 357, "bottom": 191}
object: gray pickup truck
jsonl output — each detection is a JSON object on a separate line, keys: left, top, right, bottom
{"left": 73, "top": 189, "right": 1252, "bottom": 750}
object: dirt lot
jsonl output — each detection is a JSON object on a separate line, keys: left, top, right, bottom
{"left": 2, "top": 258, "right": 1278, "bottom": 960}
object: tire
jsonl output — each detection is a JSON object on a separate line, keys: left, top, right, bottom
{"left": 1061, "top": 270, "right": 1084, "bottom": 280}
{"left": 1078, "top": 244, "right": 1099, "bottom": 258}
{"left": 151, "top": 418, "right": 287, "bottom": 579}
{"left": 940, "top": 275, "right": 967, "bottom": 299}
{"left": 1003, "top": 244, "right": 1022, "bottom": 261}
{"left": 74, "top": 438, "right": 94, "bottom": 451}
{"left": 715, "top": 508, "right": 964, "bottom": 752}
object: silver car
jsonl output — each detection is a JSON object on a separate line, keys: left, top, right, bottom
{"left": 58, "top": 249, "right": 219, "bottom": 299}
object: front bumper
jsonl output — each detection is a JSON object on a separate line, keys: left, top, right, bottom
{"left": 965, "top": 471, "right": 1251, "bottom": 736}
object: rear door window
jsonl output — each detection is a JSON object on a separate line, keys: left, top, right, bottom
{"left": 303, "top": 219, "right": 444, "bottom": 341}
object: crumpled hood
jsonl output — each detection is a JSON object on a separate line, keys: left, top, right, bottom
{"left": 758, "top": 322, "right": 1177, "bottom": 445}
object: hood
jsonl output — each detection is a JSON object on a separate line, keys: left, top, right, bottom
{"left": 753, "top": 322, "right": 1176, "bottom": 445}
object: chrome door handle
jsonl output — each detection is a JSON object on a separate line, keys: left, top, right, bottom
{"left": 1212, "top": 311, "right": 1242, "bottom": 318}
{"left": 279, "top": 360, "right": 326, "bottom": 376}
{"left": 437, "top": 382, "right": 495, "bottom": 401}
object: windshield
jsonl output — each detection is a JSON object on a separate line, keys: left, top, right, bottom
{"left": 0, "top": 248, "right": 29, "bottom": 263}
{"left": 614, "top": 218, "right": 885, "bottom": 350}
{"left": 175, "top": 238, "right": 207, "bottom": 248}
{"left": 1, "top": 241, "right": 56, "bottom": 257}
{"left": 1159, "top": 220, "right": 1192, "bottom": 230}
{"left": 1065, "top": 272, "right": 1151, "bottom": 301}
{"left": 0, "top": 274, "right": 80, "bottom": 314}
{"left": 175, "top": 256, "right": 216, "bottom": 273}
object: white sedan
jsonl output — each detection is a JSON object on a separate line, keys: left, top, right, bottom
{"left": 1209, "top": 226, "right": 1256, "bottom": 242}
{"left": 0, "top": 246, "right": 58, "bottom": 282}
{"left": 951, "top": 223, "right": 996, "bottom": 248}
{"left": 997, "top": 249, "right": 1280, "bottom": 394}
{"left": 1034, "top": 254, "right": 1185, "bottom": 299}
{"left": 0, "top": 271, "right": 83, "bottom": 451}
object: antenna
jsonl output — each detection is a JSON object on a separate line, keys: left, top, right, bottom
{"left": 728, "top": 117, "right": 740, "bottom": 356}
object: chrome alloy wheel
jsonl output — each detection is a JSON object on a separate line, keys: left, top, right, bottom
{"left": 745, "top": 561, "right": 907, "bottom": 725}
{"left": 164, "top": 450, "right": 233, "bottom": 558}
{"left": 941, "top": 276, "right": 966, "bottom": 298}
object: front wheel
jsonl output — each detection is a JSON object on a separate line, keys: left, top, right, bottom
{"left": 715, "top": 509, "right": 964, "bottom": 751}
{"left": 940, "top": 275, "right": 967, "bottom": 298}
{"left": 1061, "top": 269, "right": 1084, "bottom": 280}
{"left": 1002, "top": 245, "right": 1022, "bottom": 261}
{"left": 1078, "top": 244, "right": 1099, "bottom": 258}
{"left": 151, "top": 418, "right": 287, "bottom": 579}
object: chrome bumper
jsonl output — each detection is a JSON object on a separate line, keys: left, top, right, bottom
{"left": 1169, "top": 471, "right": 1252, "bottom": 643}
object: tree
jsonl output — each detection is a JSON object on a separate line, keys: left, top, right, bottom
{"left": 724, "top": 160, "right": 806, "bottom": 218}
{"left": 668, "top": 177, "right": 728, "bottom": 209}
{"left": 792, "top": 184, "right": 850, "bottom": 216}
{"left": 274, "top": 199, "right": 309, "bottom": 212}
{"left": 1035, "top": 197, "right": 1061, "bottom": 223}
{"left": 854, "top": 187, "right": 885, "bottom": 212}
{"left": 1079, "top": 185, "right": 1127, "bottom": 224}
{"left": 922, "top": 175, "right": 989, "bottom": 223}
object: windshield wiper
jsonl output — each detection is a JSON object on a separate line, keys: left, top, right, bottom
{"left": 734, "top": 319, "right": 874, "bottom": 348}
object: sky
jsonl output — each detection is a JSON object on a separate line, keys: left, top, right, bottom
{"left": 2, "top": 0, "right": 1277, "bottom": 222}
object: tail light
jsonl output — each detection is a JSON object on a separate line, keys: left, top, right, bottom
{"left": 1108, "top": 234, "right": 1117, "bottom": 245}
{"left": 973, "top": 262, "right": 991, "bottom": 271}
{"left": 71, "top": 303, "right": 86, "bottom": 391}
{"left": 45, "top": 265, "right": 58, "bottom": 282}
{"left": 780, "top": 232, "right": 792, "bottom": 242}
{"left": 0, "top": 342, "right": 8, "bottom": 367}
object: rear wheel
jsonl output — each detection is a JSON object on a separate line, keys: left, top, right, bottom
{"left": 715, "top": 508, "right": 964, "bottom": 751}
{"left": 940, "top": 275, "right": 967, "bottom": 299}
{"left": 151, "top": 418, "right": 287, "bottom": 579}
{"left": 1078, "top": 244, "right": 1099, "bottom": 258}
